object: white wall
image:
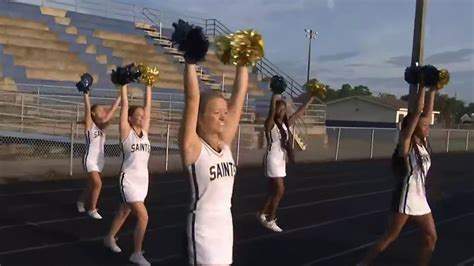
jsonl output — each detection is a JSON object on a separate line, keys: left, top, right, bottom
{"left": 327, "top": 98, "right": 396, "bottom": 123}
{"left": 396, "top": 108, "right": 438, "bottom": 125}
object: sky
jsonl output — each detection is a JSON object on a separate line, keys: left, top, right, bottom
{"left": 137, "top": 0, "right": 473, "bottom": 103}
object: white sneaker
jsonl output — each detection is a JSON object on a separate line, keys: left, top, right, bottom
{"left": 104, "top": 237, "right": 121, "bottom": 253}
{"left": 129, "top": 251, "right": 151, "bottom": 266}
{"left": 77, "top": 201, "right": 85, "bottom": 213}
{"left": 257, "top": 213, "right": 267, "bottom": 225}
{"left": 263, "top": 219, "right": 283, "bottom": 232}
{"left": 87, "top": 209, "right": 103, "bottom": 219}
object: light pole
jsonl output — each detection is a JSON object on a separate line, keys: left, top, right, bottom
{"left": 408, "top": 0, "right": 427, "bottom": 112}
{"left": 305, "top": 28, "right": 318, "bottom": 83}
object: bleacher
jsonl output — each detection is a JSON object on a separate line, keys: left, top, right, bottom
{"left": 0, "top": 0, "right": 327, "bottom": 151}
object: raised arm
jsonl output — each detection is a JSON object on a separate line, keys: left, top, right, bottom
{"left": 119, "top": 85, "right": 131, "bottom": 142}
{"left": 288, "top": 93, "right": 316, "bottom": 126}
{"left": 142, "top": 85, "right": 152, "bottom": 132}
{"left": 102, "top": 95, "right": 121, "bottom": 124}
{"left": 264, "top": 94, "right": 282, "bottom": 131}
{"left": 83, "top": 93, "right": 93, "bottom": 132}
{"left": 221, "top": 66, "right": 249, "bottom": 145}
{"left": 399, "top": 84, "right": 426, "bottom": 155}
{"left": 179, "top": 64, "right": 201, "bottom": 166}
{"left": 423, "top": 88, "right": 436, "bottom": 124}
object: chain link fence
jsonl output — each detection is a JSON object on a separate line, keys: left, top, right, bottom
{"left": 1, "top": 121, "right": 473, "bottom": 181}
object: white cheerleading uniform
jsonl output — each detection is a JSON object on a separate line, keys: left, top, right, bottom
{"left": 119, "top": 130, "right": 151, "bottom": 203}
{"left": 186, "top": 139, "right": 237, "bottom": 265}
{"left": 83, "top": 122, "right": 106, "bottom": 173}
{"left": 264, "top": 124, "right": 288, "bottom": 178}
{"left": 391, "top": 143, "right": 431, "bottom": 215}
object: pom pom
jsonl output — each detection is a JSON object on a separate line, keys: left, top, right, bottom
{"left": 171, "top": 19, "right": 209, "bottom": 63}
{"left": 171, "top": 19, "right": 191, "bottom": 47}
{"left": 420, "top": 65, "right": 439, "bottom": 86}
{"left": 137, "top": 64, "right": 160, "bottom": 87}
{"left": 404, "top": 65, "right": 420, "bottom": 85}
{"left": 270, "top": 75, "right": 286, "bottom": 94}
{"left": 436, "top": 69, "right": 449, "bottom": 90}
{"left": 230, "top": 29, "right": 265, "bottom": 66}
{"left": 215, "top": 35, "right": 232, "bottom": 64}
{"left": 305, "top": 79, "right": 327, "bottom": 99}
{"left": 111, "top": 63, "right": 141, "bottom": 85}
{"left": 215, "top": 29, "right": 265, "bottom": 66}
{"left": 76, "top": 73, "right": 93, "bottom": 94}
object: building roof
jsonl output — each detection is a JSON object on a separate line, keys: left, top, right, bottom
{"left": 327, "top": 96, "right": 408, "bottom": 110}
{"left": 460, "top": 113, "right": 472, "bottom": 122}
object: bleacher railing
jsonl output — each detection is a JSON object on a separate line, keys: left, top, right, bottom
{"left": 10, "top": 0, "right": 142, "bottom": 22}
{"left": 136, "top": 10, "right": 322, "bottom": 150}
{"left": 9, "top": 0, "right": 319, "bottom": 100}
{"left": 0, "top": 84, "right": 257, "bottom": 125}
{"left": 203, "top": 18, "right": 308, "bottom": 99}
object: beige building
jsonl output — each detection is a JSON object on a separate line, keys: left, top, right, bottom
{"left": 326, "top": 96, "right": 439, "bottom": 128}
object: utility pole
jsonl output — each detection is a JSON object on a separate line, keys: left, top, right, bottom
{"left": 408, "top": 0, "right": 428, "bottom": 112}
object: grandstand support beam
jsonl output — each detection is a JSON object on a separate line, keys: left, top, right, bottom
{"left": 408, "top": 0, "right": 427, "bottom": 113}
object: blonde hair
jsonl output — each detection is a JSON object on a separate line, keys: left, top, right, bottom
{"left": 198, "top": 91, "right": 226, "bottom": 115}
{"left": 196, "top": 92, "right": 226, "bottom": 138}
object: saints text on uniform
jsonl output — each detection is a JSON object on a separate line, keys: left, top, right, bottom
{"left": 209, "top": 162, "right": 236, "bottom": 181}
{"left": 130, "top": 143, "right": 151, "bottom": 153}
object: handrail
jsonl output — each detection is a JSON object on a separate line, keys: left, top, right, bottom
{"left": 141, "top": 8, "right": 161, "bottom": 30}
{"left": 203, "top": 18, "right": 308, "bottom": 99}
{"left": 2, "top": 83, "right": 187, "bottom": 101}
{"left": 0, "top": 101, "right": 78, "bottom": 116}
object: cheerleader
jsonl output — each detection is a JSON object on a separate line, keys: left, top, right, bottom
{"left": 104, "top": 84, "right": 152, "bottom": 266}
{"left": 180, "top": 60, "right": 249, "bottom": 265}
{"left": 258, "top": 92, "right": 315, "bottom": 232}
{"left": 77, "top": 75, "right": 120, "bottom": 219}
{"left": 358, "top": 82, "right": 439, "bottom": 266}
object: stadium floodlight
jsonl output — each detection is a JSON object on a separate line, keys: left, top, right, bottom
{"left": 304, "top": 28, "right": 319, "bottom": 83}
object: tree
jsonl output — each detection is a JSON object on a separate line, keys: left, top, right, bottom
{"left": 434, "top": 94, "right": 468, "bottom": 127}
{"left": 324, "top": 85, "right": 338, "bottom": 102}
{"left": 353, "top": 85, "right": 372, "bottom": 96}
{"left": 400, "top": 94, "right": 409, "bottom": 101}
{"left": 466, "top": 103, "right": 474, "bottom": 115}
{"left": 338, "top": 84, "right": 353, "bottom": 98}
{"left": 379, "top": 93, "right": 397, "bottom": 99}
{"left": 322, "top": 83, "right": 374, "bottom": 102}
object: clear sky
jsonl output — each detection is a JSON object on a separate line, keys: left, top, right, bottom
{"left": 138, "top": 0, "right": 473, "bottom": 102}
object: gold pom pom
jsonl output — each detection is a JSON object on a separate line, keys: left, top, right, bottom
{"left": 215, "top": 29, "right": 265, "bottom": 66}
{"left": 436, "top": 69, "right": 449, "bottom": 90}
{"left": 305, "top": 79, "right": 327, "bottom": 99}
{"left": 138, "top": 64, "right": 160, "bottom": 87}
{"left": 231, "top": 29, "right": 265, "bottom": 66}
{"left": 215, "top": 35, "right": 232, "bottom": 65}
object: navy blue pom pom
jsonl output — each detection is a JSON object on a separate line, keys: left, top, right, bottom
{"left": 404, "top": 65, "right": 420, "bottom": 85}
{"left": 111, "top": 64, "right": 141, "bottom": 85}
{"left": 172, "top": 19, "right": 209, "bottom": 63}
{"left": 76, "top": 73, "right": 93, "bottom": 94}
{"left": 270, "top": 75, "right": 287, "bottom": 94}
{"left": 420, "top": 65, "right": 439, "bottom": 86}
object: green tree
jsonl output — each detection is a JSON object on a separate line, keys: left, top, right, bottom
{"left": 353, "top": 85, "right": 372, "bottom": 96}
{"left": 379, "top": 93, "right": 397, "bottom": 99}
{"left": 338, "top": 84, "right": 353, "bottom": 98}
{"left": 324, "top": 85, "right": 338, "bottom": 102}
{"left": 434, "top": 94, "right": 467, "bottom": 127}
